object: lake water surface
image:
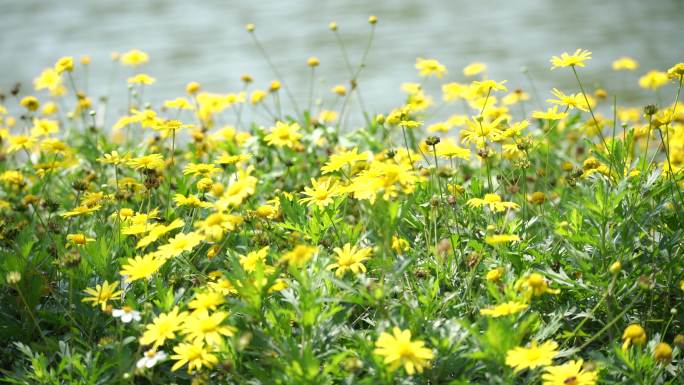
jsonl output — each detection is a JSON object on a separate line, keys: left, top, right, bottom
{"left": 1, "top": 0, "right": 683, "bottom": 121}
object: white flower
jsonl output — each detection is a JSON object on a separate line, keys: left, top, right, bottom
{"left": 136, "top": 349, "right": 167, "bottom": 369}
{"left": 112, "top": 306, "right": 141, "bottom": 323}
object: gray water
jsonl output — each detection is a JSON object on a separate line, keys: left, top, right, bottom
{"left": 1, "top": 0, "right": 683, "bottom": 122}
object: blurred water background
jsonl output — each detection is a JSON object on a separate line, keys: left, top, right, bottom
{"left": 1, "top": 0, "right": 683, "bottom": 124}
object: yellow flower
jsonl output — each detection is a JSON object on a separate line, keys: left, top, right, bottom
{"left": 34, "top": 68, "right": 65, "bottom": 95}
{"left": 120, "top": 253, "right": 166, "bottom": 282}
{"left": 331, "top": 84, "right": 347, "bottom": 96}
{"left": 463, "top": 62, "right": 487, "bottom": 77}
{"left": 307, "top": 56, "right": 320, "bottom": 67}
{"left": 502, "top": 89, "right": 531, "bottom": 105}
{"left": 467, "top": 194, "right": 519, "bottom": 212}
{"left": 188, "top": 291, "right": 226, "bottom": 313}
{"left": 471, "top": 79, "right": 508, "bottom": 94}
{"left": 186, "top": 81, "right": 201, "bottom": 94}
{"left": 256, "top": 204, "right": 278, "bottom": 219}
{"left": 667, "top": 62, "right": 684, "bottom": 79}
{"left": 182, "top": 310, "right": 236, "bottom": 346}
{"left": 195, "top": 212, "right": 243, "bottom": 241}
{"left": 299, "top": 178, "right": 339, "bottom": 209}
{"left": 612, "top": 57, "right": 638, "bottom": 71}
{"left": 318, "top": 109, "right": 338, "bottom": 123}
{"left": 7, "top": 135, "right": 37, "bottom": 153}
{"left": 80, "top": 191, "right": 111, "bottom": 207}
{"left": 0, "top": 170, "right": 24, "bottom": 185}
{"left": 479, "top": 301, "right": 528, "bottom": 317}
{"left": 550, "top": 49, "right": 592, "bottom": 69}
{"left": 638, "top": 70, "right": 669, "bottom": 90}
{"left": 82, "top": 280, "right": 123, "bottom": 311}
{"left": 128, "top": 154, "right": 165, "bottom": 170}
{"left": 140, "top": 307, "right": 188, "bottom": 347}
{"left": 170, "top": 340, "right": 218, "bottom": 373}
{"left": 6, "top": 271, "right": 21, "bottom": 284}
{"left": 442, "top": 82, "right": 468, "bottom": 102}
{"left": 373, "top": 327, "right": 434, "bottom": 375}
{"left": 135, "top": 219, "right": 185, "bottom": 249}
{"left": 184, "top": 163, "right": 221, "bottom": 177}
{"left": 486, "top": 267, "right": 503, "bottom": 282}
{"left": 250, "top": 89, "right": 267, "bottom": 104}
{"left": 321, "top": 148, "right": 367, "bottom": 174}
{"left": 54, "top": 56, "right": 74, "bottom": 74}
{"left": 415, "top": 57, "right": 446, "bottom": 78}
{"left": 264, "top": 121, "right": 303, "bottom": 148}
{"left": 461, "top": 116, "right": 504, "bottom": 148}
{"left": 654, "top": 342, "right": 673, "bottom": 363}
{"left": 391, "top": 235, "right": 410, "bottom": 253}
{"left": 485, "top": 234, "right": 521, "bottom": 245}
{"left": 20, "top": 96, "right": 40, "bottom": 111}
{"left": 434, "top": 138, "right": 471, "bottom": 160}
{"left": 519, "top": 273, "right": 560, "bottom": 298}
{"left": 621, "top": 324, "right": 647, "bottom": 350}
{"left": 505, "top": 340, "right": 559, "bottom": 373}
{"left": 216, "top": 152, "right": 251, "bottom": 165}
{"left": 542, "top": 360, "right": 597, "bottom": 385}
{"left": 164, "top": 97, "right": 194, "bottom": 110}
{"left": 609, "top": 261, "right": 622, "bottom": 274}
{"left": 173, "top": 194, "right": 212, "bottom": 208}
{"left": 533, "top": 106, "right": 568, "bottom": 121}
{"left": 61, "top": 204, "right": 101, "bottom": 218}
{"left": 281, "top": 245, "right": 317, "bottom": 267}
{"left": 547, "top": 88, "right": 590, "bottom": 112}
{"left": 66, "top": 233, "right": 94, "bottom": 246}
{"left": 157, "top": 232, "right": 204, "bottom": 260}
{"left": 427, "top": 122, "right": 450, "bottom": 133}
{"left": 326, "top": 243, "right": 372, "bottom": 277}
{"left": 31, "top": 118, "right": 60, "bottom": 136}
{"left": 239, "top": 246, "right": 270, "bottom": 273}
{"left": 97, "top": 151, "right": 130, "bottom": 165}
{"left": 216, "top": 167, "right": 258, "bottom": 208}
{"left": 269, "top": 80, "right": 281, "bottom": 92}
{"left": 120, "top": 49, "right": 149, "bottom": 67}
{"left": 42, "top": 101, "right": 58, "bottom": 115}
{"left": 127, "top": 73, "right": 156, "bottom": 85}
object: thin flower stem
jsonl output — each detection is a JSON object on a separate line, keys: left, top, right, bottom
{"left": 165, "top": 130, "right": 176, "bottom": 219}
{"left": 571, "top": 66, "right": 610, "bottom": 154}
{"left": 477, "top": 87, "right": 494, "bottom": 192}
{"left": 640, "top": 115, "right": 653, "bottom": 182}
{"left": 249, "top": 32, "right": 301, "bottom": 117}
{"left": 578, "top": 291, "right": 640, "bottom": 351}
{"left": 17, "top": 284, "right": 46, "bottom": 340}
{"left": 308, "top": 67, "right": 315, "bottom": 116}
{"left": 659, "top": 75, "right": 684, "bottom": 207}
{"left": 401, "top": 126, "right": 415, "bottom": 170}
{"left": 333, "top": 26, "right": 374, "bottom": 126}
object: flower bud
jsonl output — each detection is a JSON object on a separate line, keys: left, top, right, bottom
{"left": 6, "top": 271, "right": 21, "bottom": 285}
{"left": 609, "top": 261, "right": 622, "bottom": 274}
{"left": 307, "top": 56, "right": 320, "bottom": 68}
{"left": 654, "top": 342, "right": 672, "bottom": 364}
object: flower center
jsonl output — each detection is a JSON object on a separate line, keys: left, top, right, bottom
{"left": 200, "top": 319, "right": 218, "bottom": 333}
{"left": 398, "top": 342, "right": 416, "bottom": 359}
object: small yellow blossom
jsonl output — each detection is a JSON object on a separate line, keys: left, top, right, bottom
{"left": 373, "top": 327, "right": 434, "bottom": 375}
